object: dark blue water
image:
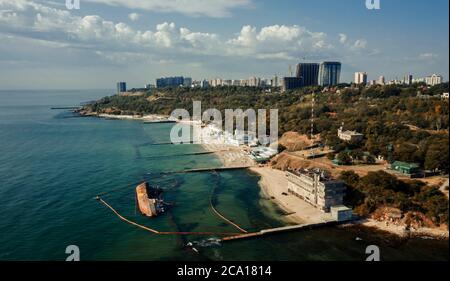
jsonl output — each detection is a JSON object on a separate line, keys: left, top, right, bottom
{"left": 0, "top": 90, "right": 448, "bottom": 261}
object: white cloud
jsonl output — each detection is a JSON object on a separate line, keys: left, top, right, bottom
{"left": 128, "top": 12, "right": 140, "bottom": 22}
{"left": 257, "top": 25, "right": 301, "bottom": 42}
{"left": 338, "top": 32, "right": 367, "bottom": 51}
{"left": 0, "top": 0, "right": 370, "bottom": 66}
{"left": 339, "top": 33, "right": 347, "bottom": 44}
{"left": 351, "top": 39, "right": 367, "bottom": 50}
{"left": 229, "top": 25, "right": 256, "bottom": 47}
{"left": 228, "top": 24, "right": 333, "bottom": 60}
{"left": 84, "top": 0, "right": 253, "bottom": 18}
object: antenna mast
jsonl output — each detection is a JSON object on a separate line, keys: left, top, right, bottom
{"left": 310, "top": 92, "right": 316, "bottom": 161}
{"left": 311, "top": 92, "right": 315, "bottom": 141}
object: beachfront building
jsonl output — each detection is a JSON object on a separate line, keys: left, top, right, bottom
{"left": 286, "top": 169, "right": 346, "bottom": 212}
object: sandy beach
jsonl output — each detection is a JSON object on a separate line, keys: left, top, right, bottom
{"left": 201, "top": 143, "right": 256, "bottom": 168}
{"left": 97, "top": 113, "right": 171, "bottom": 122}
{"left": 199, "top": 143, "right": 331, "bottom": 224}
{"left": 249, "top": 167, "right": 449, "bottom": 239}
{"left": 249, "top": 167, "right": 334, "bottom": 224}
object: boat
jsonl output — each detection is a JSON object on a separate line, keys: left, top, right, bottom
{"left": 135, "top": 182, "right": 166, "bottom": 217}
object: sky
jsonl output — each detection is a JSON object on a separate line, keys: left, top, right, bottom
{"left": 0, "top": 0, "right": 448, "bottom": 90}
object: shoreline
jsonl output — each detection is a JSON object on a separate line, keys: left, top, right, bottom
{"left": 249, "top": 166, "right": 449, "bottom": 240}
{"left": 77, "top": 111, "right": 172, "bottom": 122}
{"left": 200, "top": 143, "right": 256, "bottom": 168}
{"left": 351, "top": 218, "right": 449, "bottom": 240}
{"left": 248, "top": 167, "right": 335, "bottom": 225}
{"left": 79, "top": 111, "right": 449, "bottom": 240}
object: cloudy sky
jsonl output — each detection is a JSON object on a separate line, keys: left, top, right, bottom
{"left": 0, "top": 0, "right": 448, "bottom": 89}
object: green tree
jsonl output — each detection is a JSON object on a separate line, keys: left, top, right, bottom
{"left": 337, "top": 151, "right": 352, "bottom": 165}
{"left": 425, "top": 140, "right": 449, "bottom": 173}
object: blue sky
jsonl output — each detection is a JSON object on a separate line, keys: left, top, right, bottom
{"left": 0, "top": 0, "right": 448, "bottom": 89}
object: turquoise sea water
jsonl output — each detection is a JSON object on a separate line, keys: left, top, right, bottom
{"left": 0, "top": 90, "right": 448, "bottom": 261}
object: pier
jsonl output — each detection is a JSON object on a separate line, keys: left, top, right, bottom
{"left": 138, "top": 151, "right": 220, "bottom": 160}
{"left": 221, "top": 220, "right": 340, "bottom": 242}
{"left": 149, "top": 141, "right": 195, "bottom": 145}
{"left": 164, "top": 166, "right": 254, "bottom": 174}
{"left": 50, "top": 106, "right": 82, "bottom": 110}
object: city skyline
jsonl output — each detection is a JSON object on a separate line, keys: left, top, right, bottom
{"left": 0, "top": 0, "right": 448, "bottom": 89}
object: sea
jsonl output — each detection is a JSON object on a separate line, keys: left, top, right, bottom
{"left": 0, "top": 90, "right": 448, "bottom": 261}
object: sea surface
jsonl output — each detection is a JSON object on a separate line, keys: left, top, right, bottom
{"left": 0, "top": 90, "right": 448, "bottom": 261}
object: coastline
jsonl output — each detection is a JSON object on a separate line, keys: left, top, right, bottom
{"left": 200, "top": 143, "right": 256, "bottom": 168}
{"left": 79, "top": 111, "right": 449, "bottom": 241}
{"left": 77, "top": 110, "right": 172, "bottom": 122}
{"left": 351, "top": 218, "right": 449, "bottom": 240}
{"left": 248, "top": 167, "right": 334, "bottom": 225}
{"left": 249, "top": 166, "right": 449, "bottom": 240}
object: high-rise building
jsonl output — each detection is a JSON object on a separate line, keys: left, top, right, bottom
{"left": 156, "top": 76, "right": 184, "bottom": 88}
{"left": 248, "top": 76, "right": 261, "bottom": 87}
{"left": 200, "top": 79, "right": 209, "bottom": 88}
{"left": 318, "top": 62, "right": 341, "bottom": 86}
{"left": 412, "top": 78, "right": 425, "bottom": 84}
{"left": 231, "top": 80, "right": 241, "bottom": 86}
{"left": 117, "top": 82, "right": 126, "bottom": 94}
{"left": 209, "top": 78, "right": 223, "bottom": 87}
{"left": 281, "top": 77, "right": 303, "bottom": 92}
{"left": 377, "top": 76, "right": 385, "bottom": 85}
{"left": 296, "top": 63, "right": 320, "bottom": 86}
{"left": 404, "top": 74, "right": 413, "bottom": 85}
{"left": 425, "top": 74, "right": 443, "bottom": 86}
{"left": 222, "top": 79, "right": 232, "bottom": 86}
{"left": 271, "top": 75, "right": 279, "bottom": 87}
{"left": 354, "top": 72, "right": 368, "bottom": 85}
{"left": 183, "top": 77, "right": 192, "bottom": 87}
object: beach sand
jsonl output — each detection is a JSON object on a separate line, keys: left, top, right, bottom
{"left": 249, "top": 167, "right": 334, "bottom": 225}
{"left": 199, "top": 144, "right": 331, "bottom": 224}
{"left": 201, "top": 143, "right": 256, "bottom": 168}
{"left": 249, "top": 167, "right": 449, "bottom": 239}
